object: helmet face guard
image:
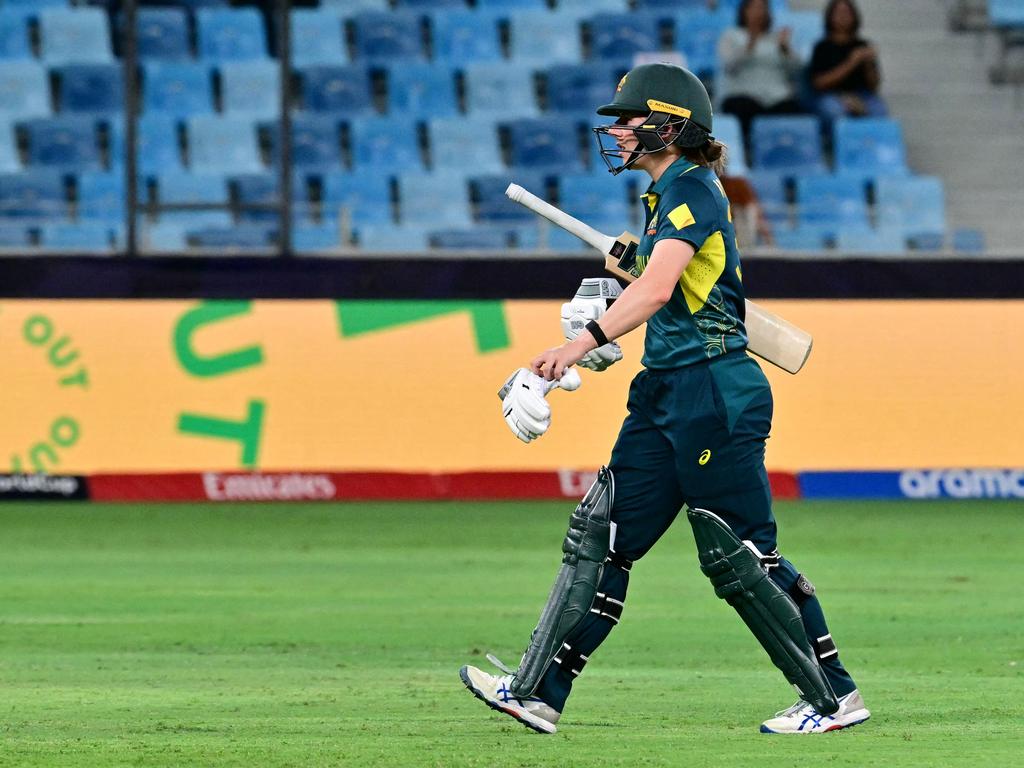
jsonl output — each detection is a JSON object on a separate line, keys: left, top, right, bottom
{"left": 593, "top": 111, "right": 711, "bottom": 175}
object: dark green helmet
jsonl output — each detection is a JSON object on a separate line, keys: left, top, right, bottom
{"left": 597, "top": 62, "right": 713, "bottom": 133}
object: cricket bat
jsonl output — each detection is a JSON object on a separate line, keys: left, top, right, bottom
{"left": 505, "top": 183, "right": 812, "bottom": 375}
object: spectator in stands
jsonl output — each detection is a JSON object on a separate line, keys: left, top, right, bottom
{"left": 808, "top": 0, "right": 887, "bottom": 127}
{"left": 717, "top": 0, "right": 805, "bottom": 150}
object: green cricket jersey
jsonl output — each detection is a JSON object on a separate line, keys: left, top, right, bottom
{"left": 633, "top": 156, "right": 749, "bottom": 370}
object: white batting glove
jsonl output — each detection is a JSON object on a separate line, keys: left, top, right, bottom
{"left": 561, "top": 301, "right": 623, "bottom": 372}
{"left": 498, "top": 367, "right": 582, "bottom": 443}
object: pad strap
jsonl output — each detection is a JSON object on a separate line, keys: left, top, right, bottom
{"left": 589, "top": 591, "right": 624, "bottom": 624}
{"left": 553, "top": 642, "right": 589, "bottom": 678}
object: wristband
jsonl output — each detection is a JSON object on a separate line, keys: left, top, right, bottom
{"left": 585, "top": 319, "right": 610, "bottom": 347}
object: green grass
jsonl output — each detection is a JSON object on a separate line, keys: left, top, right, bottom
{"left": 0, "top": 500, "right": 1021, "bottom": 767}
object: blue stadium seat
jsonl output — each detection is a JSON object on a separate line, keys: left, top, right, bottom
{"left": 293, "top": 223, "right": 344, "bottom": 252}
{"left": 232, "top": 172, "right": 309, "bottom": 223}
{"left": 0, "top": 223, "right": 32, "bottom": 246}
{"left": 354, "top": 223, "right": 430, "bottom": 252}
{"left": 0, "top": 170, "right": 68, "bottom": 219}
{"left": 0, "top": 61, "right": 51, "bottom": 118}
{"left": 464, "top": 62, "right": 539, "bottom": 116}
{"left": 834, "top": 224, "right": 905, "bottom": 254}
{"left": 153, "top": 170, "right": 231, "bottom": 227}
{"left": 587, "top": 12, "right": 663, "bottom": 62}
{"left": 300, "top": 65, "right": 374, "bottom": 114}
{"left": 751, "top": 116, "right": 825, "bottom": 173}
{"left": 23, "top": 116, "right": 102, "bottom": 170}
{"left": 348, "top": 116, "right": 425, "bottom": 172}
{"left": 475, "top": 0, "right": 547, "bottom": 10}
{"left": 952, "top": 227, "right": 985, "bottom": 253}
{"left": 772, "top": 225, "right": 827, "bottom": 252}
{"left": 143, "top": 62, "right": 214, "bottom": 116}
{"left": 395, "top": 0, "right": 469, "bottom": 7}
{"left": 290, "top": 9, "right": 347, "bottom": 66}
{"left": 196, "top": 8, "right": 267, "bottom": 61}
{"left": 471, "top": 171, "right": 547, "bottom": 222}
{"left": 350, "top": 11, "right": 425, "bottom": 63}
{"left": 142, "top": 220, "right": 187, "bottom": 251}
{"left": 186, "top": 116, "right": 262, "bottom": 173}
{"left": 545, "top": 63, "right": 625, "bottom": 113}
{"left": 506, "top": 116, "right": 585, "bottom": 172}
{"left": 875, "top": 175, "right": 946, "bottom": 240}
{"left": 508, "top": 11, "right": 583, "bottom": 64}
{"left": 556, "top": 0, "right": 631, "bottom": 14}
{"left": 0, "top": 11, "right": 32, "bottom": 59}
{"left": 320, "top": 171, "right": 392, "bottom": 224}
{"left": 557, "top": 172, "right": 633, "bottom": 223}
{"left": 833, "top": 117, "right": 908, "bottom": 177}
{"left": 713, "top": 113, "right": 748, "bottom": 176}
{"left": 220, "top": 61, "right": 280, "bottom": 118}
{"left": 56, "top": 64, "right": 123, "bottom": 114}
{"left": 427, "top": 116, "right": 503, "bottom": 173}
{"left": 4, "top": 0, "right": 70, "bottom": 9}
{"left": 189, "top": 223, "right": 276, "bottom": 249}
{"left": 320, "top": 0, "right": 391, "bottom": 12}
{"left": 430, "top": 11, "right": 502, "bottom": 63}
{"left": 430, "top": 226, "right": 509, "bottom": 250}
{"left": 264, "top": 115, "right": 342, "bottom": 169}
{"left": 76, "top": 171, "right": 123, "bottom": 222}
{"left": 138, "top": 115, "right": 183, "bottom": 173}
{"left": 634, "top": 0, "right": 714, "bottom": 8}
{"left": 396, "top": 171, "right": 472, "bottom": 227}
{"left": 987, "top": 0, "right": 1024, "bottom": 27}
{"left": 748, "top": 169, "right": 789, "bottom": 224}
{"left": 671, "top": 11, "right": 726, "bottom": 76}
{"left": 794, "top": 173, "right": 869, "bottom": 235}
{"left": 0, "top": 121, "right": 18, "bottom": 172}
{"left": 134, "top": 8, "right": 190, "bottom": 60}
{"left": 542, "top": 222, "right": 591, "bottom": 252}
{"left": 387, "top": 64, "right": 458, "bottom": 118}
{"left": 39, "top": 8, "right": 113, "bottom": 65}
{"left": 40, "top": 221, "right": 113, "bottom": 250}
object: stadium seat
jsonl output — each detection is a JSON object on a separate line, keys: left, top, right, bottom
{"left": 771, "top": 225, "right": 827, "bottom": 251}
{"left": 987, "top": 0, "right": 1024, "bottom": 27}
{"left": 40, "top": 222, "right": 113, "bottom": 250}
{"left": 232, "top": 172, "right": 309, "bottom": 223}
{"left": 0, "top": 61, "right": 51, "bottom": 118}
{"left": 387, "top": 64, "right": 458, "bottom": 118}
{"left": 76, "top": 171, "right": 123, "bottom": 222}
{"left": 542, "top": 222, "right": 591, "bottom": 252}
{"left": 0, "top": 11, "right": 32, "bottom": 59}
{"left": 23, "top": 116, "right": 102, "bottom": 171}
{"left": 348, "top": 116, "right": 425, "bottom": 173}
{"left": 290, "top": 9, "right": 347, "bottom": 66}
{"left": 39, "top": 8, "right": 113, "bottom": 65}
{"left": 152, "top": 170, "right": 231, "bottom": 227}
{"left": 751, "top": 116, "right": 826, "bottom": 173}
{"left": 587, "top": 13, "right": 663, "bottom": 62}
{"left": 430, "top": 226, "right": 509, "bottom": 250}
{"left": 833, "top": 118, "right": 908, "bottom": 177}
{"left": 794, "top": 173, "right": 869, "bottom": 235}
{"left": 320, "top": 0, "right": 391, "bottom": 12}
{"left": 557, "top": 172, "right": 633, "bottom": 223}
{"left": 396, "top": 171, "right": 472, "bottom": 227}
{"left": 952, "top": 227, "right": 985, "bottom": 253}
{"left": 670, "top": 11, "right": 726, "bottom": 77}
{"left": 545, "top": 63, "right": 624, "bottom": 113}
{"left": 143, "top": 62, "right": 214, "bottom": 116}
{"left": 56, "top": 64, "right": 123, "bottom": 114}
{"left": 475, "top": 0, "right": 547, "bottom": 11}
{"left": 395, "top": 0, "right": 468, "bottom": 7}
{"left": 349, "top": 11, "right": 425, "bottom": 63}
{"left": 354, "top": 223, "right": 430, "bottom": 252}
{"left": 196, "top": 8, "right": 267, "bottom": 61}
{"left": 189, "top": 223, "right": 276, "bottom": 249}
{"left": 186, "top": 116, "right": 262, "bottom": 173}
{"left": 142, "top": 220, "right": 188, "bottom": 251}
{"left": 0, "top": 122, "right": 18, "bottom": 172}
{"left": 471, "top": 171, "right": 547, "bottom": 222}
{"left": 506, "top": 116, "right": 586, "bottom": 172}
{"left": 508, "top": 11, "right": 583, "bottom": 64}
{"left": 320, "top": 171, "right": 393, "bottom": 224}
{"left": 430, "top": 11, "right": 502, "bottom": 63}
{"left": 0, "top": 170, "right": 68, "bottom": 219}
{"left": 0, "top": 224, "right": 32, "bottom": 246}
{"left": 220, "top": 61, "right": 280, "bottom": 118}
{"left": 137, "top": 115, "right": 183, "bottom": 174}
{"left": 293, "top": 223, "right": 344, "bottom": 252}
{"left": 300, "top": 65, "right": 375, "bottom": 114}
{"left": 427, "top": 116, "right": 503, "bottom": 173}
{"left": 834, "top": 225, "right": 906, "bottom": 254}
{"left": 875, "top": 175, "right": 946, "bottom": 240}
{"left": 264, "top": 115, "right": 342, "bottom": 169}
{"left": 748, "top": 169, "right": 789, "bottom": 224}
{"left": 134, "top": 8, "right": 190, "bottom": 60}
{"left": 556, "top": 0, "right": 631, "bottom": 15}
{"left": 713, "top": 113, "right": 748, "bottom": 176}
{"left": 464, "top": 62, "right": 539, "bottom": 116}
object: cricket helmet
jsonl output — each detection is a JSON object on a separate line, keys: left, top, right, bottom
{"left": 593, "top": 62, "right": 714, "bottom": 174}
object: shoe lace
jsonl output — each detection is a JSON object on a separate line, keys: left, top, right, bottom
{"left": 775, "top": 699, "right": 812, "bottom": 718}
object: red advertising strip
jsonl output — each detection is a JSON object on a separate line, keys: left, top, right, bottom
{"left": 88, "top": 470, "right": 802, "bottom": 502}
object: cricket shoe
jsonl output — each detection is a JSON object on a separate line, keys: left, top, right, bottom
{"left": 459, "top": 665, "right": 560, "bottom": 734}
{"left": 760, "top": 689, "right": 870, "bottom": 734}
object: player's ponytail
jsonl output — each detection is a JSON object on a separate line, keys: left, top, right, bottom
{"left": 682, "top": 139, "right": 728, "bottom": 177}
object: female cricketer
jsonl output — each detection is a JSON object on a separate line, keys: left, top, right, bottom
{"left": 460, "top": 63, "right": 869, "bottom": 735}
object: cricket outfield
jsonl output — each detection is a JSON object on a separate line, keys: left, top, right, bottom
{"left": 0, "top": 501, "right": 1020, "bottom": 766}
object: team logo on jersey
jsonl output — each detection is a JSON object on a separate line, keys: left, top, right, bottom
{"left": 646, "top": 214, "right": 658, "bottom": 236}
{"left": 699, "top": 449, "right": 712, "bottom": 465}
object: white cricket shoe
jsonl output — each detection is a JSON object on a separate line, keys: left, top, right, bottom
{"left": 459, "top": 665, "right": 561, "bottom": 734}
{"left": 760, "top": 689, "right": 870, "bottom": 734}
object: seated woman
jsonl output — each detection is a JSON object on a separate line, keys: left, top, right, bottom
{"left": 808, "top": 0, "right": 887, "bottom": 127}
{"left": 717, "top": 0, "right": 804, "bottom": 149}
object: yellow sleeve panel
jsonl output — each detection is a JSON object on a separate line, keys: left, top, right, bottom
{"left": 667, "top": 202, "right": 696, "bottom": 230}
{"left": 679, "top": 230, "right": 726, "bottom": 314}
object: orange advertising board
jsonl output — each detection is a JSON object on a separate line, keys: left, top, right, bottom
{"left": 2, "top": 299, "right": 1021, "bottom": 473}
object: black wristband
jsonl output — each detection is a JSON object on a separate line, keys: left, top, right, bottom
{"left": 585, "top": 319, "right": 610, "bottom": 347}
